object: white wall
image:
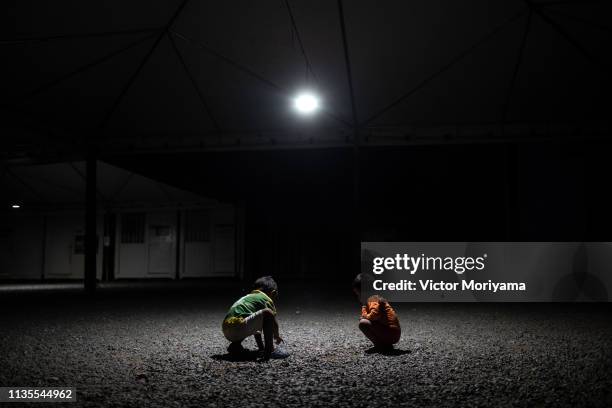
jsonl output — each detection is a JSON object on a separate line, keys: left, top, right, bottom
{"left": 115, "top": 211, "right": 177, "bottom": 279}
{"left": 1, "top": 205, "right": 239, "bottom": 281}
{"left": 211, "top": 207, "right": 236, "bottom": 277}
{"left": 180, "top": 206, "right": 236, "bottom": 278}
{"left": 0, "top": 213, "right": 103, "bottom": 280}
{"left": 44, "top": 213, "right": 103, "bottom": 279}
{"left": 0, "top": 215, "right": 45, "bottom": 279}
{"left": 180, "top": 209, "right": 212, "bottom": 278}
{"left": 147, "top": 211, "right": 177, "bottom": 276}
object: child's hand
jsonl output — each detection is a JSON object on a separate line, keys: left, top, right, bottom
{"left": 274, "top": 334, "right": 284, "bottom": 344}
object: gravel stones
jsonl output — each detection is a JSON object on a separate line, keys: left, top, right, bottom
{"left": 0, "top": 289, "right": 611, "bottom": 407}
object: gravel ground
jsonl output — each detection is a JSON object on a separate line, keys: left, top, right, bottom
{"left": 1, "top": 285, "right": 611, "bottom": 407}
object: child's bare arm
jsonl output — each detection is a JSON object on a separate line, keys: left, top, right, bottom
{"left": 272, "top": 314, "right": 283, "bottom": 343}
{"left": 362, "top": 301, "right": 382, "bottom": 321}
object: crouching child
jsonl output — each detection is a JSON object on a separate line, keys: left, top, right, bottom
{"left": 353, "top": 273, "right": 401, "bottom": 350}
{"left": 222, "top": 276, "right": 284, "bottom": 360}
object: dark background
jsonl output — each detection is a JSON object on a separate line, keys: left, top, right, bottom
{"left": 108, "top": 139, "right": 612, "bottom": 282}
{"left": 2, "top": 0, "right": 612, "bottom": 282}
{"left": 1, "top": 3, "right": 612, "bottom": 406}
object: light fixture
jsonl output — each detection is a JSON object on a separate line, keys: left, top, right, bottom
{"left": 293, "top": 92, "right": 320, "bottom": 115}
{"left": 11, "top": 204, "right": 20, "bottom": 209}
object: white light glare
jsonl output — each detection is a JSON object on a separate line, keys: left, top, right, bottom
{"left": 11, "top": 204, "right": 20, "bottom": 209}
{"left": 294, "top": 92, "right": 319, "bottom": 114}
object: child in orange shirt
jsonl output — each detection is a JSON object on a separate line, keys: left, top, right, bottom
{"left": 353, "top": 273, "right": 401, "bottom": 349}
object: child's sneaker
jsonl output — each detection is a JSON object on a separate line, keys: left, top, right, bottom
{"left": 260, "top": 346, "right": 290, "bottom": 361}
{"left": 270, "top": 346, "right": 291, "bottom": 359}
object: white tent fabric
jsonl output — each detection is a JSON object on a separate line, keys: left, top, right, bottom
{"left": 1, "top": 160, "right": 214, "bottom": 208}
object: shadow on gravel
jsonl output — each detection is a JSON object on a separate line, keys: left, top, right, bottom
{"left": 211, "top": 350, "right": 261, "bottom": 362}
{"left": 365, "top": 347, "right": 411, "bottom": 356}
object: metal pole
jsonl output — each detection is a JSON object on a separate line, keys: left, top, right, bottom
{"left": 505, "top": 143, "right": 519, "bottom": 240}
{"left": 85, "top": 152, "right": 97, "bottom": 293}
{"left": 337, "top": 0, "right": 361, "bottom": 276}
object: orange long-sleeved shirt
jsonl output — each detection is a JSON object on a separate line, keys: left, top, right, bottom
{"left": 361, "top": 295, "right": 400, "bottom": 329}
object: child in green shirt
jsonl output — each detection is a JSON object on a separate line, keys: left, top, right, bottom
{"left": 222, "top": 276, "right": 284, "bottom": 360}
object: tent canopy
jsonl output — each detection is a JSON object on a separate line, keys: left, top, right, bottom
{"left": 1, "top": 0, "right": 610, "bottom": 156}
{"left": 1, "top": 160, "right": 215, "bottom": 208}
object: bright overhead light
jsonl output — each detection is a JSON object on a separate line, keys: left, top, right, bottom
{"left": 11, "top": 204, "right": 20, "bottom": 209}
{"left": 294, "top": 92, "right": 320, "bottom": 115}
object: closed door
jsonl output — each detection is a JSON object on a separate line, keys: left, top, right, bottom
{"left": 213, "top": 224, "right": 235, "bottom": 277}
{"left": 148, "top": 225, "right": 174, "bottom": 274}
{"left": 182, "top": 210, "right": 212, "bottom": 278}
{"left": 146, "top": 212, "right": 176, "bottom": 276}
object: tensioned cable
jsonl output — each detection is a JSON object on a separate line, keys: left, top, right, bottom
{"left": 167, "top": 32, "right": 221, "bottom": 131}
{"left": 283, "top": 0, "right": 318, "bottom": 84}
{"left": 5, "top": 168, "right": 46, "bottom": 202}
{"left": 537, "top": 0, "right": 606, "bottom": 7}
{"left": 69, "top": 162, "right": 108, "bottom": 202}
{"left": 21, "top": 31, "right": 160, "bottom": 102}
{"left": 0, "top": 27, "right": 162, "bottom": 46}
{"left": 545, "top": 8, "right": 612, "bottom": 33}
{"left": 528, "top": 1, "right": 609, "bottom": 72}
{"left": 170, "top": 29, "right": 353, "bottom": 128}
{"left": 337, "top": 0, "right": 359, "bottom": 129}
{"left": 502, "top": 10, "right": 533, "bottom": 125}
{"left": 362, "top": 10, "right": 527, "bottom": 126}
{"left": 99, "top": 0, "right": 191, "bottom": 129}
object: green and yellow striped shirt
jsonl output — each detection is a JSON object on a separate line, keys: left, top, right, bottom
{"left": 223, "top": 290, "right": 276, "bottom": 325}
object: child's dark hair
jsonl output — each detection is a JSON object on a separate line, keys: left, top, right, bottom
{"left": 353, "top": 273, "right": 386, "bottom": 303}
{"left": 253, "top": 276, "right": 278, "bottom": 296}
{"left": 352, "top": 273, "right": 363, "bottom": 291}
{"left": 353, "top": 273, "right": 374, "bottom": 291}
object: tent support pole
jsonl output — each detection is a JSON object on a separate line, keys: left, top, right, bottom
{"left": 85, "top": 151, "right": 97, "bottom": 293}
{"left": 505, "top": 143, "right": 519, "bottom": 240}
{"left": 337, "top": 0, "right": 361, "bottom": 276}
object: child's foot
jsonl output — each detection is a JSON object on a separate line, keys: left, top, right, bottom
{"left": 261, "top": 346, "right": 291, "bottom": 361}
{"left": 227, "top": 342, "right": 245, "bottom": 355}
{"left": 270, "top": 347, "right": 291, "bottom": 359}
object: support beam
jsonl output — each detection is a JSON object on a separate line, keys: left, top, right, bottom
{"left": 527, "top": 1, "right": 609, "bottom": 72}
{"left": 109, "top": 172, "right": 134, "bottom": 201}
{"left": 505, "top": 143, "right": 519, "bottom": 240}
{"left": 362, "top": 10, "right": 526, "bottom": 126}
{"left": 169, "top": 30, "right": 283, "bottom": 91}
{"left": 99, "top": 0, "right": 191, "bottom": 129}
{"left": 337, "top": 0, "right": 361, "bottom": 272}
{"left": 337, "top": 0, "right": 359, "bottom": 130}
{"left": 69, "top": 162, "right": 108, "bottom": 202}
{"left": 546, "top": 8, "right": 612, "bottom": 34}
{"left": 84, "top": 151, "right": 97, "bottom": 294}
{"left": 168, "top": 32, "right": 221, "bottom": 131}
{"left": 23, "top": 32, "right": 159, "bottom": 102}
{"left": 5, "top": 167, "right": 46, "bottom": 202}
{"left": 169, "top": 30, "right": 352, "bottom": 128}
{"left": 98, "top": 33, "right": 166, "bottom": 129}
{"left": 538, "top": 0, "right": 606, "bottom": 6}
{"left": 502, "top": 10, "right": 532, "bottom": 127}
{"left": 0, "top": 27, "right": 162, "bottom": 46}
{"left": 284, "top": 0, "right": 317, "bottom": 82}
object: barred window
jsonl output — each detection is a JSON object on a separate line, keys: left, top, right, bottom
{"left": 185, "top": 211, "right": 210, "bottom": 242}
{"left": 121, "top": 213, "right": 145, "bottom": 243}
